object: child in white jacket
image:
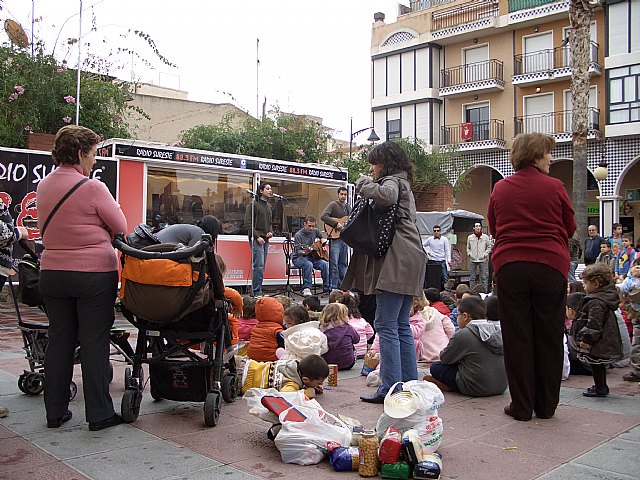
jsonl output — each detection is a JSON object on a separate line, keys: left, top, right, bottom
{"left": 276, "top": 306, "right": 328, "bottom": 361}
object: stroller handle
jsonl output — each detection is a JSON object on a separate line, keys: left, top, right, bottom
{"left": 112, "top": 233, "right": 213, "bottom": 260}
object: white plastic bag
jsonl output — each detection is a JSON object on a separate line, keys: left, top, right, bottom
{"left": 274, "top": 405, "right": 353, "bottom": 465}
{"left": 243, "top": 388, "right": 321, "bottom": 424}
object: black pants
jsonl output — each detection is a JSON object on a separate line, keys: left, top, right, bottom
{"left": 41, "top": 270, "right": 118, "bottom": 423}
{"left": 591, "top": 364, "right": 608, "bottom": 392}
{"left": 496, "top": 262, "right": 566, "bottom": 420}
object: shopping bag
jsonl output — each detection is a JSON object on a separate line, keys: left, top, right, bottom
{"left": 274, "top": 405, "right": 352, "bottom": 465}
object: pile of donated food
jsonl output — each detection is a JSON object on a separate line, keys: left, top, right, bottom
{"left": 244, "top": 380, "right": 445, "bottom": 479}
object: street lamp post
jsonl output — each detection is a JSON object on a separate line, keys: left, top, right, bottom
{"left": 349, "top": 117, "right": 380, "bottom": 160}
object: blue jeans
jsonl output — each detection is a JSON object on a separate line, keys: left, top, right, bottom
{"left": 429, "top": 361, "right": 459, "bottom": 392}
{"left": 329, "top": 238, "right": 349, "bottom": 290}
{"left": 292, "top": 255, "right": 329, "bottom": 291}
{"left": 470, "top": 261, "right": 488, "bottom": 290}
{"left": 374, "top": 291, "right": 418, "bottom": 396}
{"left": 568, "top": 261, "right": 578, "bottom": 283}
{"left": 251, "top": 239, "right": 269, "bottom": 294}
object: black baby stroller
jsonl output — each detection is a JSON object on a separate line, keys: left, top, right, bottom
{"left": 8, "top": 239, "right": 132, "bottom": 400}
{"left": 112, "top": 233, "right": 236, "bottom": 427}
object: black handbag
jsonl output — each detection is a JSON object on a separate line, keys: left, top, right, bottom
{"left": 341, "top": 180, "right": 402, "bottom": 258}
{"left": 17, "top": 177, "right": 89, "bottom": 307}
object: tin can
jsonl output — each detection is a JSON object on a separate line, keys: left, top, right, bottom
{"left": 327, "top": 364, "right": 338, "bottom": 386}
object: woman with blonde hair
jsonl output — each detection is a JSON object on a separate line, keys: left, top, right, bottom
{"left": 488, "top": 132, "right": 575, "bottom": 421}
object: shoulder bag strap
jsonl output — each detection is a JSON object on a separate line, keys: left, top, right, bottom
{"left": 41, "top": 177, "right": 90, "bottom": 237}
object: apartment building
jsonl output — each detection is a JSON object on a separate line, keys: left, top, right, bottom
{"left": 371, "top": 0, "right": 640, "bottom": 237}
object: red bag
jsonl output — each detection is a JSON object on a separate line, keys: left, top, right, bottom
{"left": 378, "top": 426, "right": 402, "bottom": 464}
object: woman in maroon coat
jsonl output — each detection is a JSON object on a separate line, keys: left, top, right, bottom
{"left": 488, "top": 133, "right": 576, "bottom": 421}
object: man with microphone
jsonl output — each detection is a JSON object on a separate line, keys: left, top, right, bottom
{"left": 243, "top": 182, "right": 274, "bottom": 296}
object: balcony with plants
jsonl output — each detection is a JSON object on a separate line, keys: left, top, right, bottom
{"left": 514, "top": 107, "right": 601, "bottom": 142}
{"left": 513, "top": 41, "right": 601, "bottom": 85}
{"left": 440, "top": 119, "right": 505, "bottom": 152}
{"left": 430, "top": 0, "right": 500, "bottom": 42}
{"left": 440, "top": 59, "right": 504, "bottom": 97}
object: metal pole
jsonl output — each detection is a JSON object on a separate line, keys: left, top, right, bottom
{"left": 349, "top": 117, "right": 353, "bottom": 160}
{"left": 75, "top": 0, "right": 82, "bottom": 125}
{"left": 256, "top": 38, "right": 259, "bottom": 120}
{"left": 31, "top": 0, "right": 34, "bottom": 57}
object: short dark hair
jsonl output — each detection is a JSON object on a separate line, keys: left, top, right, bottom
{"left": 338, "top": 290, "right": 361, "bottom": 318}
{"left": 51, "top": 125, "right": 100, "bottom": 166}
{"left": 242, "top": 296, "right": 256, "bottom": 318}
{"left": 302, "top": 295, "right": 321, "bottom": 312}
{"left": 304, "top": 215, "right": 316, "bottom": 224}
{"left": 568, "top": 281, "right": 586, "bottom": 294}
{"left": 582, "top": 263, "right": 613, "bottom": 288}
{"left": 566, "top": 292, "right": 585, "bottom": 312}
{"left": 424, "top": 287, "right": 441, "bottom": 303}
{"left": 612, "top": 223, "right": 622, "bottom": 229}
{"left": 284, "top": 306, "right": 310, "bottom": 326}
{"left": 600, "top": 240, "right": 611, "bottom": 248}
{"left": 299, "top": 354, "right": 329, "bottom": 382}
{"left": 337, "top": 186, "right": 347, "bottom": 194}
{"left": 197, "top": 215, "right": 220, "bottom": 240}
{"left": 485, "top": 295, "right": 499, "bottom": 321}
{"left": 258, "top": 182, "right": 270, "bottom": 193}
{"left": 458, "top": 296, "right": 486, "bottom": 320}
{"left": 433, "top": 225, "right": 442, "bottom": 232}
{"left": 622, "top": 234, "right": 632, "bottom": 240}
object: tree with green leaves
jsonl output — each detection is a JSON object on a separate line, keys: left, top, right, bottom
{"left": 180, "top": 111, "right": 331, "bottom": 164}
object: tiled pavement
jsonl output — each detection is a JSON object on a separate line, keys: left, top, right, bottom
{"left": 1, "top": 302, "right": 639, "bottom": 480}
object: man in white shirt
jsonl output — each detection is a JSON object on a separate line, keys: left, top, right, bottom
{"left": 467, "top": 222, "right": 491, "bottom": 291}
{"left": 423, "top": 225, "right": 451, "bottom": 288}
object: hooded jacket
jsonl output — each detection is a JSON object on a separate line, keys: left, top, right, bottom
{"left": 439, "top": 320, "right": 507, "bottom": 397}
{"left": 247, "top": 297, "right": 284, "bottom": 362}
{"left": 571, "top": 283, "right": 623, "bottom": 362}
{"left": 418, "top": 306, "right": 455, "bottom": 362}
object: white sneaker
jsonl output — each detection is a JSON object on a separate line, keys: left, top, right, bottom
{"left": 302, "top": 288, "right": 312, "bottom": 297}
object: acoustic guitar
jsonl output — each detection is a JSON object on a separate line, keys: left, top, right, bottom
{"left": 302, "top": 239, "right": 329, "bottom": 262}
{"left": 324, "top": 215, "right": 349, "bottom": 240}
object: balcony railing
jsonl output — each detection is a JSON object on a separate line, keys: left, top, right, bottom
{"left": 508, "top": 0, "right": 558, "bottom": 13}
{"left": 441, "top": 119, "right": 504, "bottom": 145}
{"left": 432, "top": 0, "right": 499, "bottom": 31}
{"left": 514, "top": 108, "right": 600, "bottom": 136}
{"left": 409, "top": 0, "right": 455, "bottom": 12}
{"left": 514, "top": 41, "right": 599, "bottom": 75}
{"left": 441, "top": 59, "right": 504, "bottom": 87}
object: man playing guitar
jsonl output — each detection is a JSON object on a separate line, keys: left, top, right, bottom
{"left": 292, "top": 215, "right": 329, "bottom": 297}
{"left": 321, "top": 187, "right": 351, "bottom": 290}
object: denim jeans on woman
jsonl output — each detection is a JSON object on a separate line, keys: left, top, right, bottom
{"left": 374, "top": 290, "right": 418, "bottom": 396}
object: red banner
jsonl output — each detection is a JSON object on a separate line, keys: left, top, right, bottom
{"left": 461, "top": 122, "right": 473, "bottom": 141}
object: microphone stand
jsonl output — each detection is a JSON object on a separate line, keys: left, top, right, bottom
{"left": 281, "top": 233, "right": 303, "bottom": 298}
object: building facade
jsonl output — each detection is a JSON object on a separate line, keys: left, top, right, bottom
{"left": 371, "top": 0, "right": 640, "bottom": 239}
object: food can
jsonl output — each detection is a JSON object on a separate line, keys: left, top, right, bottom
{"left": 327, "top": 364, "right": 338, "bottom": 386}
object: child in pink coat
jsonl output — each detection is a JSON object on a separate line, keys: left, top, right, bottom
{"left": 339, "top": 291, "right": 374, "bottom": 359}
{"left": 418, "top": 298, "right": 456, "bottom": 362}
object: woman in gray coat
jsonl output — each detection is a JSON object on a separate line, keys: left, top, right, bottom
{"left": 342, "top": 141, "right": 427, "bottom": 403}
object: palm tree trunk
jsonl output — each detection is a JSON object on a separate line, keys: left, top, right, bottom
{"left": 570, "top": 0, "right": 594, "bottom": 247}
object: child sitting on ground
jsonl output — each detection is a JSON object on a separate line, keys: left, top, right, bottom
{"left": 238, "top": 296, "right": 258, "bottom": 342}
{"left": 240, "top": 354, "right": 329, "bottom": 398}
{"left": 424, "top": 296, "right": 507, "bottom": 397}
{"left": 319, "top": 303, "right": 360, "bottom": 370}
{"left": 570, "top": 263, "right": 623, "bottom": 397}
{"left": 418, "top": 294, "right": 455, "bottom": 362}
{"left": 276, "top": 306, "right": 328, "bottom": 361}
{"left": 247, "top": 297, "right": 285, "bottom": 362}
{"left": 450, "top": 283, "right": 470, "bottom": 331}
{"left": 339, "top": 291, "right": 374, "bottom": 359}
{"left": 302, "top": 295, "right": 322, "bottom": 320}
{"left": 424, "top": 288, "right": 451, "bottom": 316}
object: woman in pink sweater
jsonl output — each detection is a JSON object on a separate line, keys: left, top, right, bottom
{"left": 38, "top": 126, "right": 127, "bottom": 432}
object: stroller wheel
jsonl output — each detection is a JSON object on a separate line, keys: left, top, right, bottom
{"left": 69, "top": 381, "right": 78, "bottom": 401}
{"left": 121, "top": 389, "right": 141, "bottom": 423}
{"left": 124, "top": 367, "right": 132, "bottom": 389}
{"left": 150, "top": 381, "right": 163, "bottom": 401}
{"left": 18, "top": 373, "right": 28, "bottom": 393}
{"left": 24, "top": 373, "right": 45, "bottom": 395}
{"left": 204, "top": 391, "right": 221, "bottom": 427}
{"left": 221, "top": 375, "right": 237, "bottom": 404}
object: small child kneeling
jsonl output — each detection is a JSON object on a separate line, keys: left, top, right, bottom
{"left": 240, "top": 354, "right": 329, "bottom": 399}
{"left": 425, "top": 296, "right": 507, "bottom": 397}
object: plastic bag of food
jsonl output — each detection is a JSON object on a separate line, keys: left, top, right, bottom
{"left": 378, "top": 427, "right": 403, "bottom": 464}
{"left": 329, "top": 445, "right": 360, "bottom": 471}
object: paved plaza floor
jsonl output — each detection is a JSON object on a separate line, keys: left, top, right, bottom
{"left": 1, "top": 302, "right": 639, "bottom": 479}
